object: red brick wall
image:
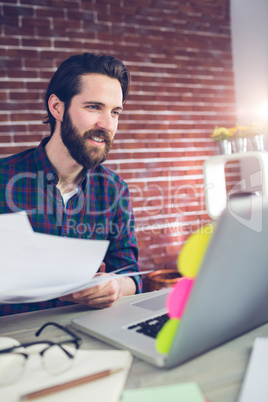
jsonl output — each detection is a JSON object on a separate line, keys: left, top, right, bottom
{"left": 0, "top": 0, "right": 236, "bottom": 285}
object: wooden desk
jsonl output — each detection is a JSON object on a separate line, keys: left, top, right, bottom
{"left": 1, "top": 293, "right": 268, "bottom": 402}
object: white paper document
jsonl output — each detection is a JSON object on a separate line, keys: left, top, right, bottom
{"left": 0, "top": 212, "right": 111, "bottom": 303}
{"left": 0, "top": 210, "right": 33, "bottom": 234}
{"left": 0, "top": 212, "right": 147, "bottom": 304}
{"left": 238, "top": 337, "right": 268, "bottom": 402}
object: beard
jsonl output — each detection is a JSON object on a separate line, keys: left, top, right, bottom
{"left": 60, "top": 110, "right": 112, "bottom": 170}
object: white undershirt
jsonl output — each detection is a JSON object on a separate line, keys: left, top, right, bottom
{"left": 62, "top": 187, "right": 78, "bottom": 208}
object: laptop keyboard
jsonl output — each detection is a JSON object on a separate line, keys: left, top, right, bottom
{"left": 127, "top": 313, "right": 169, "bottom": 339}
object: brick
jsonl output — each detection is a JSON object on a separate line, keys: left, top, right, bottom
{"left": 0, "top": 145, "right": 29, "bottom": 155}
{"left": 54, "top": 40, "right": 83, "bottom": 49}
{"left": 26, "top": 82, "right": 48, "bottom": 91}
{"left": 81, "top": 1, "right": 108, "bottom": 12}
{"left": 98, "top": 14, "right": 124, "bottom": 24}
{"left": 40, "top": 50, "right": 70, "bottom": 60}
{"left": 8, "top": 69, "right": 38, "bottom": 79}
{"left": 21, "top": 16, "right": 49, "bottom": 28}
{"left": 68, "top": 29, "right": 95, "bottom": 40}
{"left": 110, "top": 4, "right": 137, "bottom": 16}
{"left": 22, "top": 38, "right": 52, "bottom": 47}
{"left": 0, "top": 14, "right": 19, "bottom": 27}
{"left": 0, "top": 114, "right": 8, "bottom": 122}
{"left": 53, "top": 18, "right": 81, "bottom": 30}
{"left": 0, "top": 102, "right": 25, "bottom": 111}
{"left": 0, "top": 135, "right": 12, "bottom": 143}
{"left": 3, "top": 5, "right": 34, "bottom": 16}
{"left": 117, "top": 172, "right": 134, "bottom": 181}
{"left": 0, "top": 37, "right": 19, "bottom": 46}
{"left": 14, "top": 134, "right": 44, "bottom": 142}
{"left": 20, "top": 0, "right": 52, "bottom": 5}
{"left": 40, "top": 70, "right": 56, "bottom": 80}
{"left": 120, "top": 162, "right": 146, "bottom": 170}
{"left": 4, "top": 25, "right": 35, "bottom": 36}
{"left": 10, "top": 113, "right": 44, "bottom": 122}
{"left": 36, "top": 26, "right": 66, "bottom": 37}
{"left": 50, "top": 0, "right": 80, "bottom": 8}
{"left": 7, "top": 48, "right": 38, "bottom": 58}
{"left": 0, "top": 124, "right": 27, "bottom": 133}
{"left": 36, "top": 8, "right": 65, "bottom": 18}
{"left": 28, "top": 124, "right": 48, "bottom": 133}
{"left": 67, "top": 9, "right": 94, "bottom": 21}
{"left": 24, "top": 59, "right": 54, "bottom": 69}
{"left": 0, "top": 92, "right": 8, "bottom": 101}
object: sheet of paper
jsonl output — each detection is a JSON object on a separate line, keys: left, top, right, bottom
{"left": 121, "top": 382, "right": 205, "bottom": 402}
{"left": 238, "top": 337, "right": 268, "bottom": 402}
{"left": 1, "top": 270, "right": 152, "bottom": 303}
{"left": 0, "top": 348, "right": 133, "bottom": 402}
{"left": 0, "top": 212, "right": 147, "bottom": 303}
{"left": 0, "top": 211, "right": 33, "bottom": 234}
{"left": 0, "top": 212, "right": 110, "bottom": 303}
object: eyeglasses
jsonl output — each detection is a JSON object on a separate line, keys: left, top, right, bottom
{"left": 0, "top": 322, "right": 82, "bottom": 387}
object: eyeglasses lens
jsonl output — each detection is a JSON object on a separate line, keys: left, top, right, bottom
{"left": 0, "top": 353, "right": 26, "bottom": 386}
{"left": 42, "top": 342, "right": 77, "bottom": 375}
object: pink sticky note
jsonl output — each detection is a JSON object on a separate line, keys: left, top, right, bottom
{"left": 166, "top": 277, "right": 194, "bottom": 319}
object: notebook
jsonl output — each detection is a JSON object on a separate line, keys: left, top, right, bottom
{"left": 0, "top": 345, "right": 133, "bottom": 402}
{"left": 72, "top": 197, "right": 268, "bottom": 368}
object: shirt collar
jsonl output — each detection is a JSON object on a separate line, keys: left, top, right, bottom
{"left": 32, "top": 137, "right": 59, "bottom": 185}
{"left": 33, "top": 137, "right": 90, "bottom": 189}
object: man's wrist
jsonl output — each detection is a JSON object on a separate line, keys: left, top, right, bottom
{"left": 117, "top": 276, "right": 136, "bottom": 298}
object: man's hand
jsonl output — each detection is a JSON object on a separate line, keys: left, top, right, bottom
{"left": 59, "top": 272, "right": 136, "bottom": 309}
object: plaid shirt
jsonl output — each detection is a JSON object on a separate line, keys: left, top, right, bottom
{"left": 0, "top": 138, "right": 142, "bottom": 316}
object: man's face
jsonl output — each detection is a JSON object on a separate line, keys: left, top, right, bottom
{"left": 60, "top": 74, "right": 123, "bottom": 169}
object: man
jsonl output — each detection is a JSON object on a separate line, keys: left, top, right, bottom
{"left": 0, "top": 53, "right": 142, "bottom": 315}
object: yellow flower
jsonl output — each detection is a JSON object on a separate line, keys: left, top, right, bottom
{"left": 211, "top": 126, "right": 230, "bottom": 141}
{"left": 227, "top": 127, "right": 237, "bottom": 137}
{"left": 212, "top": 123, "right": 266, "bottom": 143}
{"left": 229, "top": 123, "right": 265, "bottom": 137}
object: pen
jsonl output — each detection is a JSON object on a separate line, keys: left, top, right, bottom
{"left": 20, "top": 367, "right": 123, "bottom": 401}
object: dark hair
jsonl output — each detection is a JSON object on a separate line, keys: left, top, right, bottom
{"left": 43, "top": 52, "right": 130, "bottom": 135}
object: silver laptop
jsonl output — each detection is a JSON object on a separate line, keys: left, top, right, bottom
{"left": 72, "top": 197, "right": 268, "bottom": 368}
